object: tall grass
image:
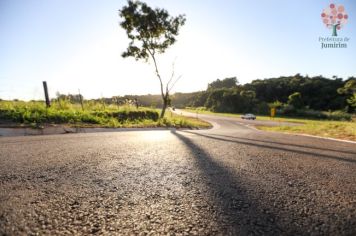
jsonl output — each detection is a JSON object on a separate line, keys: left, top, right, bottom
{"left": 0, "top": 100, "right": 158, "bottom": 127}
{"left": 0, "top": 100, "right": 211, "bottom": 129}
{"left": 160, "top": 110, "right": 212, "bottom": 129}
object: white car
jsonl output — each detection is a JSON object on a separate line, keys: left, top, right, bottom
{"left": 241, "top": 113, "right": 256, "bottom": 120}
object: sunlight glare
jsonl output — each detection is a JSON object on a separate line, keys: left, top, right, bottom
{"left": 141, "top": 130, "right": 171, "bottom": 141}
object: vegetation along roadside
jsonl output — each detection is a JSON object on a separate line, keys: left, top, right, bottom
{"left": 0, "top": 100, "right": 211, "bottom": 130}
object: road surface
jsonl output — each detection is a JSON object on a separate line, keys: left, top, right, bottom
{"left": 0, "top": 112, "right": 355, "bottom": 235}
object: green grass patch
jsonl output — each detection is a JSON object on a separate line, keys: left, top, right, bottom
{"left": 162, "top": 111, "right": 212, "bottom": 129}
{"left": 258, "top": 120, "right": 356, "bottom": 142}
{"left": 0, "top": 101, "right": 211, "bottom": 129}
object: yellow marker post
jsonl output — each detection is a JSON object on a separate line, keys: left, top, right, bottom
{"left": 271, "top": 107, "right": 276, "bottom": 119}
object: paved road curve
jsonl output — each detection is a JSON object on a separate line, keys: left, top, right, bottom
{"left": 1, "top": 112, "right": 355, "bottom": 235}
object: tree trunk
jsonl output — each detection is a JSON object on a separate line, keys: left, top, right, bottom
{"left": 160, "top": 96, "right": 168, "bottom": 118}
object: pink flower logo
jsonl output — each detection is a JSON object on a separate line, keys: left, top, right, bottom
{"left": 321, "top": 3, "right": 348, "bottom": 36}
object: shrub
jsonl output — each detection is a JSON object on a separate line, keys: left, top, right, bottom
{"left": 115, "top": 110, "right": 159, "bottom": 121}
{"left": 327, "top": 110, "right": 352, "bottom": 121}
{"left": 277, "top": 107, "right": 352, "bottom": 121}
{"left": 253, "top": 102, "right": 270, "bottom": 115}
{"left": 294, "top": 109, "right": 328, "bottom": 119}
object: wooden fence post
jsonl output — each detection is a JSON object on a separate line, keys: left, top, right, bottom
{"left": 43, "top": 81, "right": 50, "bottom": 107}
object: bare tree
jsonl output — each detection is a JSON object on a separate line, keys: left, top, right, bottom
{"left": 119, "top": 0, "right": 186, "bottom": 118}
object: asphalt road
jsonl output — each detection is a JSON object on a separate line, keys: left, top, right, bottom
{"left": 0, "top": 112, "right": 355, "bottom": 235}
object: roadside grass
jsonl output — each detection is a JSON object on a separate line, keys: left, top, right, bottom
{"left": 183, "top": 108, "right": 356, "bottom": 141}
{"left": 0, "top": 101, "right": 211, "bottom": 129}
{"left": 162, "top": 110, "right": 212, "bottom": 129}
{"left": 258, "top": 120, "right": 356, "bottom": 142}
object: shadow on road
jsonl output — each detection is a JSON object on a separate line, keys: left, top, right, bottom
{"left": 170, "top": 130, "right": 301, "bottom": 235}
{"left": 181, "top": 131, "right": 356, "bottom": 164}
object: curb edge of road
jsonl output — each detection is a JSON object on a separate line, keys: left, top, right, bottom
{"left": 0, "top": 126, "right": 202, "bottom": 137}
{"left": 245, "top": 124, "right": 356, "bottom": 144}
{"left": 281, "top": 132, "right": 356, "bottom": 144}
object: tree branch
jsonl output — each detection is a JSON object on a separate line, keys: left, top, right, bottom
{"left": 169, "top": 75, "right": 182, "bottom": 92}
{"left": 146, "top": 47, "right": 165, "bottom": 99}
{"left": 167, "top": 59, "right": 177, "bottom": 87}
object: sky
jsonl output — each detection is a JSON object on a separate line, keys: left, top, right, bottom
{"left": 0, "top": 0, "right": 355, "bottom": 100}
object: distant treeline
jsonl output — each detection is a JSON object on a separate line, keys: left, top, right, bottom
{"left": 16, "top": 74, "right": 353, "bottom": 119}
{"left": 119, "top": 74, "right": 354, "bottom": 118}
{"left": 180, "top": 75, "right": 355, "bottom": 120}
{"left": 185, "top": 75, "right": 355, "bottom": 113}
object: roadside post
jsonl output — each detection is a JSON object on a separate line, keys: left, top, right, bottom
{"left": 78, "top": 89, "right": 84, "bottom": 111}
{"left": 270, "top": 107, "right": 276, "bottom": 120}
{"left": 134, "top": 98, "right": 139, "bottom": 109}
{"left": 42, "top": 81, "right": 50, "bottom": 108}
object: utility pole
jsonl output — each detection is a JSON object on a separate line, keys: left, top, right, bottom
{"left": 101, "top": 93, "right": 105, "bottom": 110}
{"left": 43, "top": 81, "right": 50, "bottom": 107}
{"left": 78, "top": 89, "right": 84, "bottom": 111}
{"left": 134, "top": 98, "right": 139, "bottom": 109}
